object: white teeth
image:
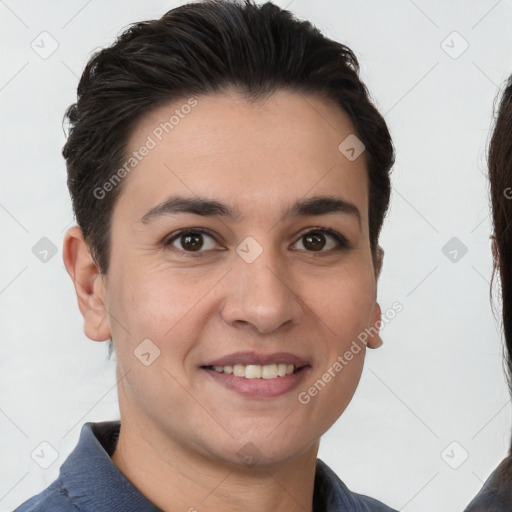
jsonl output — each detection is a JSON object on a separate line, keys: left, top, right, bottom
{"left": 233, "top": 364, "right": 245, "bottom": 377}
{"left": 211, "top": 363, "right": 297, "bottom": 378}
{"left": 261, "top": 364, "right": 278, "bottom": 379}
{"left": 277, "top": 363, "right": 287, "bottom": 377}
{"left": 245, "top": 365, "right": 262, "bottom": 379}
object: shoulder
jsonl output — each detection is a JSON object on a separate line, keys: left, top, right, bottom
{"left": 464, "top": 454, "right": 512, "bottom": 511}
{"left": 349, "top": 490, "right": 398, "bottom": 512}
{"left": 12, "top": 480, "right": 80, "bottom": 512}
{"left": 315, "top": 458, "right": 397, "bottom": 512}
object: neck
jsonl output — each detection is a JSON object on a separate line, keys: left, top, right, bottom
{"left": 110, "top": 415, "right": 318, "bottom": 512}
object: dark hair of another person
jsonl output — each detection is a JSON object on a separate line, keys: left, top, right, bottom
{"left": 464, "top": 76, "right": 512, "bottom": 511}
{"left": 490, "top": 76, "right": 512, "bottom": 417}
{"left": 62, "top": 0, "right": 395, "bottom": 358}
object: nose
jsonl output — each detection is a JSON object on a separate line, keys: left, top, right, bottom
{"left": 219, "top": 244, "right": 304, "bottom": 335}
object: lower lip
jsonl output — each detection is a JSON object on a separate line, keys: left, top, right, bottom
{"left": 202, "top": 366, "right": 311, "bottom": 399}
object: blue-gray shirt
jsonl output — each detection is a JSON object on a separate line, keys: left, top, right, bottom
{"left": 13, "top": 421, "right": 397, "bottom": 512}
{"left": 464, "top": 454, "right": 512, "bottom": 511}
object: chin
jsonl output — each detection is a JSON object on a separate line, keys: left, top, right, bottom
{"left": 211, "top": 432, "right": 314, "bottom": 470}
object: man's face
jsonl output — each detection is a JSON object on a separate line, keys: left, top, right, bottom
{"left": 94, "top": 89, "right": 381, "bottom": 466}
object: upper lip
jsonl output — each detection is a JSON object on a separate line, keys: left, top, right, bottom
{"left": 202, "top": 351, "right": 310, "bottom": 367}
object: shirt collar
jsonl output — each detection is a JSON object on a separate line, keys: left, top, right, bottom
{"left": 60, "top": 421, "right": 161, "bottom": 511}
{"left": 58, "top": 420, "right": 387, "bottom": 512}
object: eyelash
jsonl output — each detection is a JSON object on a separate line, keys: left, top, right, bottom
{"left": 162, "top": 227, "right": 350, "bottom": 257}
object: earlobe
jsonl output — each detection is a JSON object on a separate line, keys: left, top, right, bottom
{"left": 62, "top": 225, "right": 111, "bottom": 342}
{"left": 367, "top": 302, "right": 383, "bottom": 349}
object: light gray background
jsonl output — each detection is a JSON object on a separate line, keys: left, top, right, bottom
{"left": 2, "top": 1, "right": 512, "bottom": 510}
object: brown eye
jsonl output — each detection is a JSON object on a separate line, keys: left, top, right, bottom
{"left": 179, "top": 232, "right": 204, "bottom": 251}
{"left": 303, "top": 232, "right": 326, "bottom": 251}
{"left": 165, "top": 230, "right": 218, "bottom": 253}
{"left": 292, "top": 228, "right": 349, "bottom": 253}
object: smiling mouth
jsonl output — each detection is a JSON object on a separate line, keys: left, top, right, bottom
{"left": 202, "top": 363, "right": 308, "bottom": 379}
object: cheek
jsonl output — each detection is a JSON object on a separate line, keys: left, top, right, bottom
{"left": 296, "top": 267, "right": 373, "bottom": 411}
{"left": 307, "top": 267, "right": 376, "bottom": 342}
{"left": 108, "top": 264, "right": 216, "bottom": 351}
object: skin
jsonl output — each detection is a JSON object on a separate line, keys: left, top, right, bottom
{"left": 63, "top": 88, "right": 384, "bottom": 512}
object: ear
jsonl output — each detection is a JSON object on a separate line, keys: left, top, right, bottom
{"left": 374, "top": 245, "right": 384, "bottom": 280}
{"left": 367, "top": 245, "right": 384, "bottom": 349}
{"left": 367, "top": 302, "right": 383, "bottom": 349}
{"left": 62, "top": 225, "right": 111, "bottom": 342}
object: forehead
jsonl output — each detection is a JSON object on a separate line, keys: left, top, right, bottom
{"left": 115, "top": 89, "right": 369, "bottom": 228}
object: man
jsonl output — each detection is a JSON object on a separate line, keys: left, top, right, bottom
{"left": 13, "top": 1, "right": 396, "bottom": 510}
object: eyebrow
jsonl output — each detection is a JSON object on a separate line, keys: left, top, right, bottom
{"left": 139, "top": 194, "right": 362, "bottom": 230}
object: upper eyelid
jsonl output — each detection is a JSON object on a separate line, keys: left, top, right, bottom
{"left": 164, "top": 227, "right": 348, "bottom": 250}
{"left": 164, "top": 227, "right": 217, "bottom": 244}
